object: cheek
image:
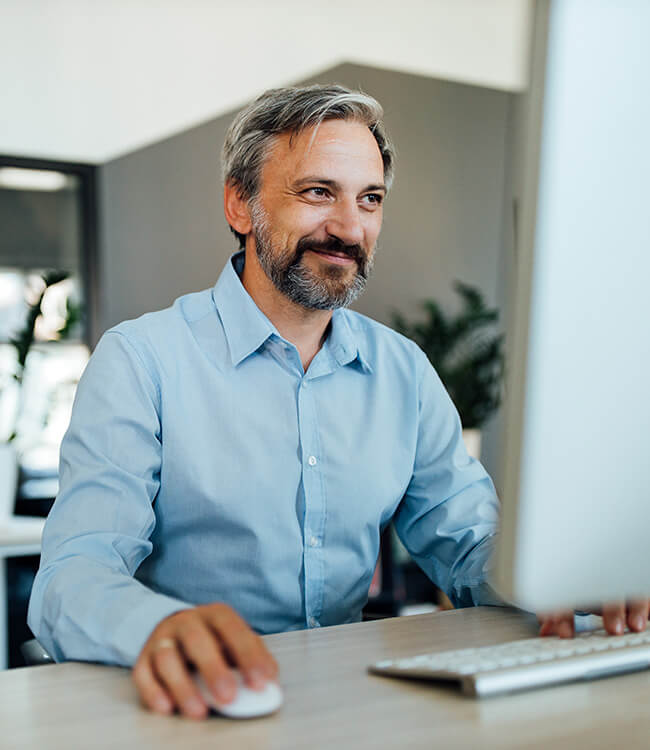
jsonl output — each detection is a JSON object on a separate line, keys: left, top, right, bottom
{"left": 278, "top": 202, "right": 325, "bottom": 231}
{"left": 289, "top": 208, "right": 334, "bottom": 243}
{"left": 365, "top": 214, "right": 383, "bottom": 249}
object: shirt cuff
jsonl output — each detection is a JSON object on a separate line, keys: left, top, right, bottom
{"left": 111, "top": 591, "right": 192, "bottom": 666}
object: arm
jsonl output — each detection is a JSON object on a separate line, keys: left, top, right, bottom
{"left": 394, "top": 354, "right": 649, "bottom": 634}
{"left": 28, "top": 330, "right": 192, "bottom": 666}
{"left": 392, "top": 353, "right": 502, "bottom": 608}
{"left": 28, "top": 330, "right": 277, "bottom": 718}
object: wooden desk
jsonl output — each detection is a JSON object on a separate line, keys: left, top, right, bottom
{"left": 2, "top": 606, "right": 650, "bottom": 749}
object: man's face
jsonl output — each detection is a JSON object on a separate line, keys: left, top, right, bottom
{"left": 249, "top": 118, "right": 386, "bottom": 310}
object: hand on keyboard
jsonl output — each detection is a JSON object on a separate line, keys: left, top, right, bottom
{"left": 538, "top": 599, "right": 650, "bottom": 638}
{"left": 369, "top": 627, "right": 650, "bottom": 697}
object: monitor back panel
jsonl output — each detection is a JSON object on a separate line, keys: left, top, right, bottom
{"left": 495, "top": 0, "right": 650, "bottom": 611}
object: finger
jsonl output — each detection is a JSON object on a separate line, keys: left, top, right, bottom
{"left": 538, "top": 615, "right": 555, "bottom": 637}
{"left": 151, "top": 641, "right": 208, "bottom": 719}
{"left": 176, "top": 621, "right": 238, "bottom": 703}
{"left": 538, "top": 611, "right": 574, "bottom": 638}
{"left": 209, "top": 608, "right": 279, "bottom": 688}
{"left": 602, "top": 602, "right": 626, "bottom": 635}
{"left": 626, "top": 599, "right": 650, "bottom": 632}
{"left": 554, "top": 612, "right": 575, "bottom": 639}
{"left": 132, "top": 655, "right": 174, "bottom": 715}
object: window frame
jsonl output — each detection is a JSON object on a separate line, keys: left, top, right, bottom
{"left": 0, "top": 154, "right": 99, "bottom": 349}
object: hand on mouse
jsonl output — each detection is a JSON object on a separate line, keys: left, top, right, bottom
{"left": 537, "top": 599, "right": 650, "bottom": 638}
{"left": 132, "top": 603, "right": 278, "bottom": 719}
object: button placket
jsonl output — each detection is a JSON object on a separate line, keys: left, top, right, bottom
{"left": 297, "top": 376, "right": 324, "bottom": 630}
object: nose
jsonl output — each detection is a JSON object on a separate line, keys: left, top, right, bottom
{"left": 324, "top": 198, "right": 364, "bottom": 247}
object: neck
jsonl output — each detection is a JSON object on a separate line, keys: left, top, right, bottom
{"left": 240, "top": 246, "right": 333, "bottom": 371}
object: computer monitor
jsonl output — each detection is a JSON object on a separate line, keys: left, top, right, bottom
{"left": 493, "top": 0, "right": 650, "bottom": 612}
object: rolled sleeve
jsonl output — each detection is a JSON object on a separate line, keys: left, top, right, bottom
{"left": 28, "top": 330, "right": 191, "bottom": 666}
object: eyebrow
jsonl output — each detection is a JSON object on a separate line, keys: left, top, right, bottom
{"left": 291, "top": 177, "right": 387, "bottom": 193}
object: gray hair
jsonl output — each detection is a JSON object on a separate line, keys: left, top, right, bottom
{"left": 221, "top": 84, "right": 395, "bottom": 248}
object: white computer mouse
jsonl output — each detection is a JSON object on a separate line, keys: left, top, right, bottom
{"left": 193, "top": 671, "right": 283, "bottom": 719}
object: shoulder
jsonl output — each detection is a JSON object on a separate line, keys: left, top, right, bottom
{"left": 98, "top": 288, "right": 217, "bottom": 377}
{"left": 110, "top": 288, "right": 215, "bottom": 338}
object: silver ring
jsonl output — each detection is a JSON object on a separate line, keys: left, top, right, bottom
{"left": 151, "top": 637, "right": 177, "bottom": 653}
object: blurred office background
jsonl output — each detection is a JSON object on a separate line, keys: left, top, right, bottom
{"left": 0, "top": 0, "right": 538, "bottom": 666}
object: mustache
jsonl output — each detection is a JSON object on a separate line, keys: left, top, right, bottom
{"left": 295, "top": 236, "right": 365, "bottom": 263}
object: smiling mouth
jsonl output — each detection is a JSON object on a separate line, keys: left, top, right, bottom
{"left": 308, "top": 249, "right": 357, "bottom": 265}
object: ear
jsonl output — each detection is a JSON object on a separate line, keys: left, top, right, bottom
{"left": 223, "top": 181, "right": 252, "bottom": 237}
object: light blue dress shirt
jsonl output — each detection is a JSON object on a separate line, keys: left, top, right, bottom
{"left": 28, "top": 252, "right": 500, "bottom": 666}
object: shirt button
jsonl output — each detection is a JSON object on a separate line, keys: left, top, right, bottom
{"left": 309, "top": 536, "right": 319, "bottom": 547}
{"left": 301, "top": 379, "right": 308, "bottom": 388}
{"left": 309, "top": 617, "right": 320, "bottom": 628}
{"left": 308, "top": 455, "right": 317, "bottom": 466}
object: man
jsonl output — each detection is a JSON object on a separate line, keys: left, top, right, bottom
{"left": 28, "top": 85, "right": 648, "bottom": 720}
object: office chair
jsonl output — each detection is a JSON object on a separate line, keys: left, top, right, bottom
{"left": 20, "top": 638, "right": 54, "bottom": 666}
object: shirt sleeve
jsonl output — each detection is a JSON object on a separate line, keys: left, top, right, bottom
{"left": 392, "top": 352, "right": 503, "bottom": 609}
{"left": 27, "top": 330, "right": 192, "bottom": 666}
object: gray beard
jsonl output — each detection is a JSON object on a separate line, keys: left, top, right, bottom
{"left": 250, "top": 203, "right": 373, "bottom": 311}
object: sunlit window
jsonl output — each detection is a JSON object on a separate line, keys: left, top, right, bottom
{"left": 0, "top": 164, "right": 92, "bottom": 497}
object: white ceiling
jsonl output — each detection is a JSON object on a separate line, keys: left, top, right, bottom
{"left": 1, "top": 0, "right": 532, "bottom": 164}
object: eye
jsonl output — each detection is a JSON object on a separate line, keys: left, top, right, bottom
{"left": 303, "top": 187, "right": 331, "bottom": 200}
{"left": 361, "top": 193, "right": 384, "bottom": 208}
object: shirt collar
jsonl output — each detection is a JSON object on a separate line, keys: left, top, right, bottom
{"left": 212, "top": 251, "right": 372, "bottom": 373}
{"left": 212, "top": 252, "right": 275, "bottom": 366}
{"left": 326, "top": 308, "right": 373, "bottom": 374}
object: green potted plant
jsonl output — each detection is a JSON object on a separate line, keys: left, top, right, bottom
{"left": 391, "top": 281, "right": 505, "bottom": 459}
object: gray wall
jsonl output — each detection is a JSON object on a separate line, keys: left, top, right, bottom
{"left": 98, "top": 63, "right": 512, "bottom": 478}
{"left": 0, "top": 185, "right": 80, "bottom": 270}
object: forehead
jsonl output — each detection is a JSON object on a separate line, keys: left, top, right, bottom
{"left": 260, "top": 119, "right": 385, "bottom": 188}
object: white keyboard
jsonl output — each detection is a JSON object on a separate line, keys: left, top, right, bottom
{"left": 369, "top": 629, "right": 650, "bottom": 697}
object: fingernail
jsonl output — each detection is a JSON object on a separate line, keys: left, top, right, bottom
{"left": 215, "top": 676, "right": 236, "bottom": 702}
{"left": 614, "top": 618, "right": 624, "bottom": 634}
{"left": 247, "top": 667, "right": 267, "bottom": 690}
{"left": 154, "top": 696, "right": 172, "bottom": 714}
{"left": 183, "top": 696, "right": 205, "bottom": 716}
{"left": 633, "top": 615, "right": 645, "bottom": 632}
